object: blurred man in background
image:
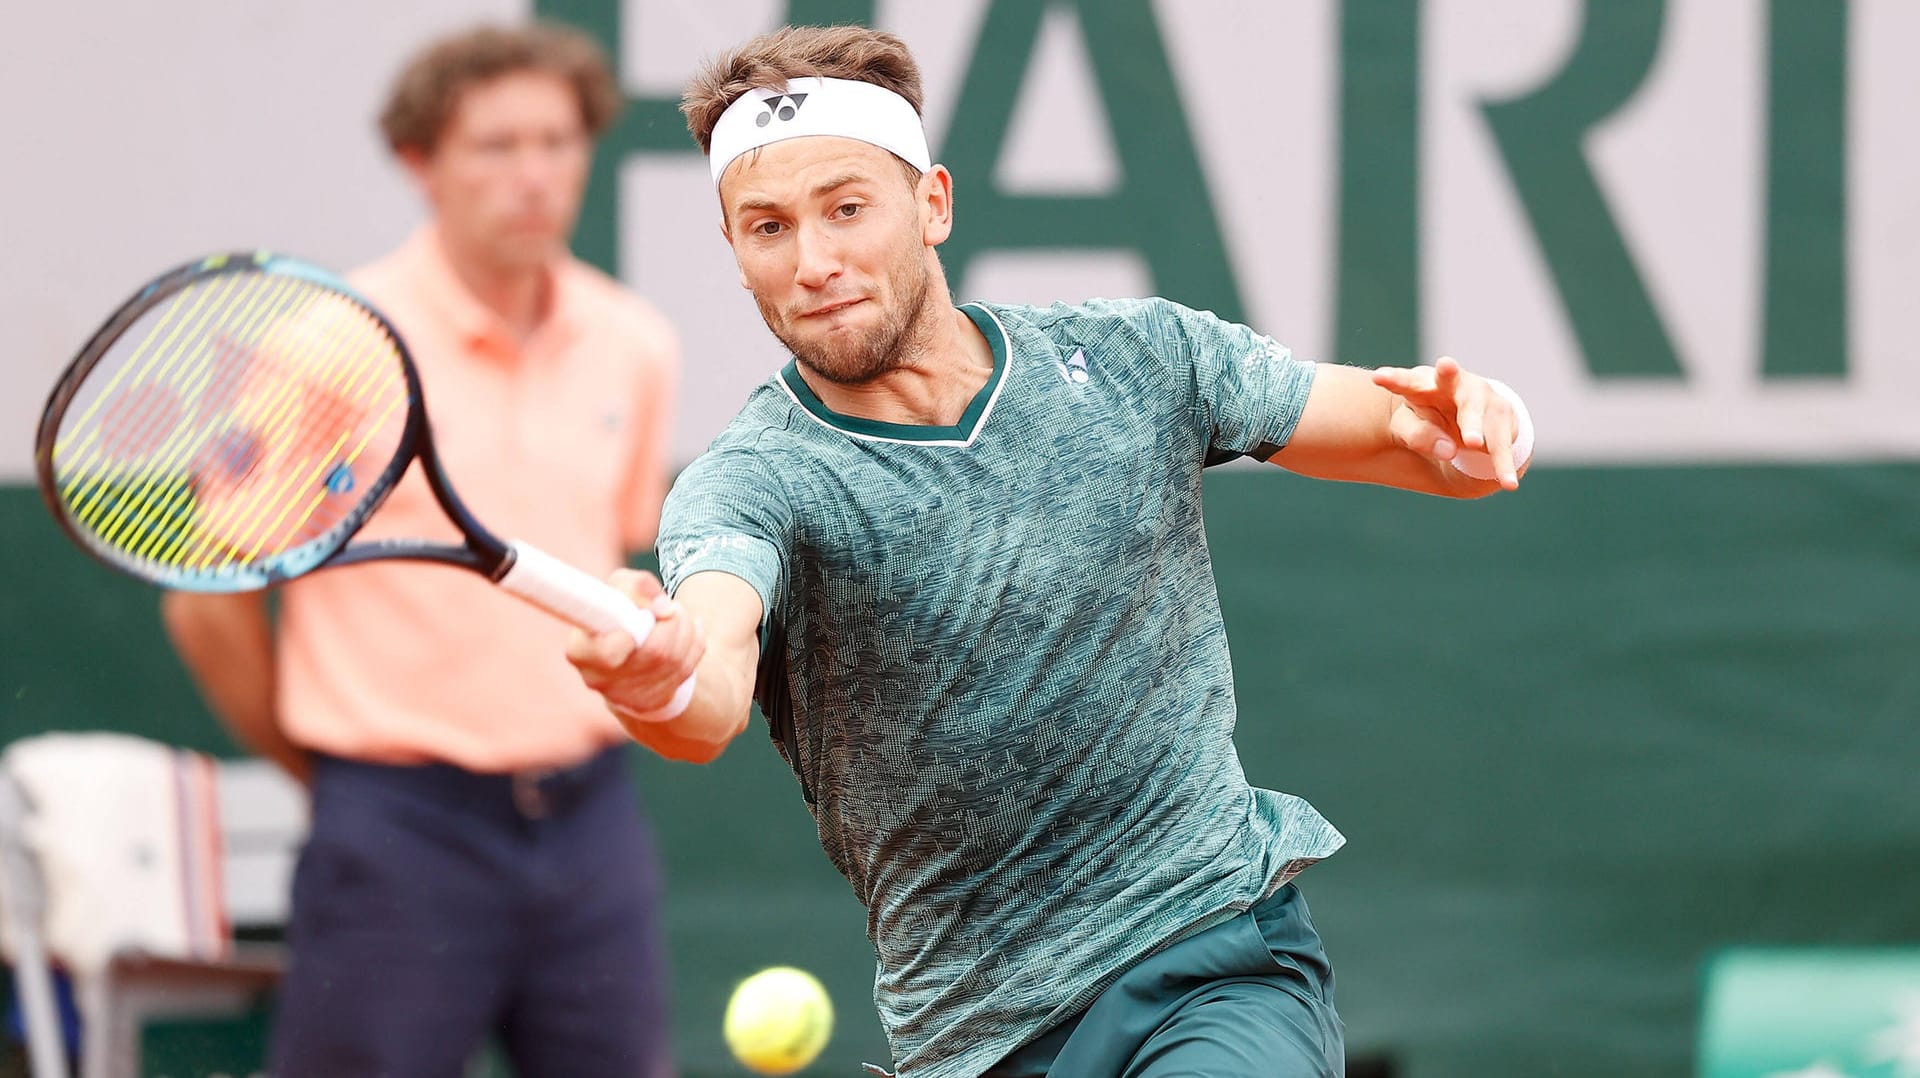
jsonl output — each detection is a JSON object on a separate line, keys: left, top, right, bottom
{"left": 161, "top": 23, "right": 681, "bottom": 1077}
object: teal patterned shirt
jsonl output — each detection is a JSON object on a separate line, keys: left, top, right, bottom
{"left": 658, "top": 299, "right": 1346, "bottom": 1077}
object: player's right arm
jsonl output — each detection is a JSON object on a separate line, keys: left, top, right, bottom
{"left": 570, "top": 436, "right": 789, "bottom": 763}
{"left": 159, "top": 592, "right": 310, "bottom": 782}
{"left": 566, "top": 568, "right": 761, "bottom": 763}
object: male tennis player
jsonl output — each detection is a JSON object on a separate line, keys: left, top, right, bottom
{"left": 571, "top": 24, "right": 1533, "bottom": 1078}
{"left": 161, "top": 23, "right": 681, "bottom": 1077}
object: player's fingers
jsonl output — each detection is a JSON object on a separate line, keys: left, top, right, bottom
{"left": 1389, "top": 404, "right": 1457, "bottom": 462}
{"left": 611, "top": 568, "right": 665, "bottom": 604}
{"left": 565, "top": 627, "right": 615, "bottom": 669}
{"left": 1484, "top": 401, "right": 1520, "bottom": 489}
{"left": 608, "top": 568, "right": 642, "bottom": 596}
{"left": 564, "top": 629, "right": 636, "bottom": 686}
{"left": 1371, "top": 364, "right": 1435, "bottom": 397}
{"left": 564, "top": 627, "right": 598, "bottom": 668}
{"left": 1455, "top": 376, "right": 1488, "bottom": 451}
{"left": 616, "top": 618, "right": 702, "bottom": 712}
{"left": 635, "top": 606, "right": 694, "bottom": 664}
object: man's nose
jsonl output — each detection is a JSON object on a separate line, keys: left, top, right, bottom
{"left": 792, "top": 221, "right": 842, "bottom": 289}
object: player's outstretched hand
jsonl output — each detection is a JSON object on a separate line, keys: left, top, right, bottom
{"left": 565, "top": 569, "right": 705, "bottom": 722}
{"left": 1370, "top": 356, "right": 1525, "bottom": 490}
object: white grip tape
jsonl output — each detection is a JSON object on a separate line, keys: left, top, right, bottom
{"left": 1448, "top": 378, "right": 1535, "bottom": 481}
{"left": 497, "top": 541, "right": 696, "bottom": 719}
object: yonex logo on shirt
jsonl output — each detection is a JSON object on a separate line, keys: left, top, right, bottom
{"left": 755, "top": 92, "right": 809, "bottom": 127}
{"left": 1056, "top": 349, "right": 1090, "bottom": 385}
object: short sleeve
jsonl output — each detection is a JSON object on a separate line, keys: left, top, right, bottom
{"left": 1147, "top": 299, "right": 1318, "bottom": 463}
{"left": 656, "top": 446, "right": 791, "bottom": 626}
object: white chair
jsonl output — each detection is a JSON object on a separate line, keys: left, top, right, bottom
{"left": 0, "top": 740, "right": 307, "bottom": 1078}
{"left": 1, "top": 770, "right": 69, "bottom": 1078}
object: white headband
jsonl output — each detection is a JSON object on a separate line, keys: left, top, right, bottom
{"left": 708, "top": 76, "right": 932, "bottom": 187}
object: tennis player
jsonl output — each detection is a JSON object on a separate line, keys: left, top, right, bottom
{"left": 571, "top": 24, "right": 1533, "bottom": 1078}
{"left": 161, "top": 23, "right": 682, "bottom": 1077}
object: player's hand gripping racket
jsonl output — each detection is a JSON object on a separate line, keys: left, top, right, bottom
{"left": 34, "top": 251, "right": 695, "bottom": 717}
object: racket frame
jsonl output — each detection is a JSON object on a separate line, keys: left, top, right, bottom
{"left": 36, "top": 251, "right": 696, "bottom": 717}
{"left": 34, "top": 251, "right": 512, "bottom": 590}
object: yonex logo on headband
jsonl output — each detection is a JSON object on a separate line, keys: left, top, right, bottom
{"left": 708, "top": 77, "right": 932, "bottom": 187}
{"left": 756, "top": 92, "right": 808, "bottom": 126}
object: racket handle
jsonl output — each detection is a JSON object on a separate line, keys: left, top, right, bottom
{"left": 497, "top": 540, "right": 697, "bottom": 719}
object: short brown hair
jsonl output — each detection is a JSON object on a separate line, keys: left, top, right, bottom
{"left": 680, "top": 25, "right": 924, "bottom": 154}
{"left": 379, "top": 22, "right": 623, "bottom": 155}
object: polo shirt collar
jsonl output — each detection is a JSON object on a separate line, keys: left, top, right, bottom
{"left": 403, "top": 225, "right": 581, "bottom": 356}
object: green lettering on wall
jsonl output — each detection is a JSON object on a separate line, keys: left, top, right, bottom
{"left": 548, "top": 0, "right": 1239, "bottom": 317}
{"left": 1480, "top": 0, "right": 1684, "bottom": 378}
{"left": 1762, "top": 0, "right": 1848, "bottom": 378}
{"left": 536, "top": 0, "right": 881, "bottom": 274}
{"left": 932, "top": 0, "right": 1245, "bottom": 322}
{"left": 1334, "top": 0, "right": 1421, "bottom": 366}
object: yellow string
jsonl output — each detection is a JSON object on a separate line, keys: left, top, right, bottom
{"left": 117, "top": 274, "right": 315, "bottom": 563}
{"left": 61, "top": 271, "right": 252, "bottom": 519}
{"left": 86, "top": 275, "right": 309, "bottom": 552}
{"left": 174, "top": 299, "right": 401, "bottom": 571}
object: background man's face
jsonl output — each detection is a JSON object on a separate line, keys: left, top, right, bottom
{"left": 414, "top": 71, "right": 591, "bottom": 271}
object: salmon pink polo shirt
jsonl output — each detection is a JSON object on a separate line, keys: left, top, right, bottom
{"left": 274, "top": 228, "right": 680, "bottom": 772}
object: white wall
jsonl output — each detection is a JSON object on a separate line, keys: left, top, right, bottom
{"left": 6, "top": 0, "right": 1916, "bottom": 479}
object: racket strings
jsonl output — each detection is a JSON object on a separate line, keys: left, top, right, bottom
{"left": 58, "top": 271, "right": 259, "bottom": 511}
{"left": 50, "top": 272, "right": 409, "bottom": 579}
{"left": 172, "top": 289, "right": 404, "bottom": 568}
{"left": 114, "top": 328, "right": 281, "bottom": 561}
{"left": 64, "top": 273, "right": 315, "bottom": 555}
{"left": 177, "top": 311, "right": 403, "bottom": 570}
{"left": 201, "top": 297, "right": 409, "bottom": 564}
{"left": 66, "top": 274, "right": 312, "bottom": 549}
{"left": 137, "top": 324, "right": 353, "bottom": 568}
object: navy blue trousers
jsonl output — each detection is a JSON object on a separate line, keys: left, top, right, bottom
{"left": 269, "top": 747, "right": 672, "bottom": 1078}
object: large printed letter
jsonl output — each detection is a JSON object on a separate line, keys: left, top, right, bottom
{"left": 1479, "top": 1, "right": 1684, "bottom": 379}
{"left": 937, "top": 0, "right": 1246, "bottom": 322}
{"left": 536, "top": 0, "right": 882, "bottom": 275}
{"left": 1762, "top": 0, "right": 1848, "bottom": 378}
{"left": 1335, "top": 0, "right": 1421, "bottom": 367}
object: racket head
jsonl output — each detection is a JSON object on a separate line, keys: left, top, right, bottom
{"left": 36, "top": 251, "right": 424, "bottom": 592}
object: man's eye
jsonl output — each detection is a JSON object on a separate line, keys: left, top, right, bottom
{"left": 835, "top": 203, "right": 861, "bottom": 218}
{"left": 755, "top": 221, "right": 783, "bottom": 236}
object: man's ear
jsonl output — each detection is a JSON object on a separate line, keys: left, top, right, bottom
{"left": 719, "top": 219, "right": 751, "bottom": 289}
{"left": 397, "top": 145, "right": 433, "bottom": 195}
{"left": 921, "top": 165, "right": 955, "bottom": 247}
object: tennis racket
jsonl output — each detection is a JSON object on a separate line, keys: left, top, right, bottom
{"left": 35, "top": 250, "right": 695, "bottom": 716}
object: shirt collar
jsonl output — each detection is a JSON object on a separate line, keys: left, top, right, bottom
{"left": 401, "top": 225, "right": 581, "bottom": 357}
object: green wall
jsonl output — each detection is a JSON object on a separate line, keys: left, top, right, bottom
{"left": 6, "top": 467, "right": 1918, "bottom": 1076}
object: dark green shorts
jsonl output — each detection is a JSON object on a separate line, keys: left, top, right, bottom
{"left": 985, "top": 883, "right": 1344, "bottom": 1078}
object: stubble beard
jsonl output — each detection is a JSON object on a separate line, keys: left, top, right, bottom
{"left": 762, "top": 247, "right": 936, "bottom": 386}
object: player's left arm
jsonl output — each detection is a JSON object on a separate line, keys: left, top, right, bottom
{"left": 1271, "top": 357, "right": 1532, "bottom": 498}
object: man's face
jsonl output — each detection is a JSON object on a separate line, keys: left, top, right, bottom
{"left": 410, "top": 71, "right": 591, "bottom": 271}
{"left": 721, "top": 137, "right": 940, "bottom": 384}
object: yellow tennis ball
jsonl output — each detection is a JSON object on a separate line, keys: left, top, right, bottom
{"left": 724, "top": 966, "right": 833, "bottom": 1075}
